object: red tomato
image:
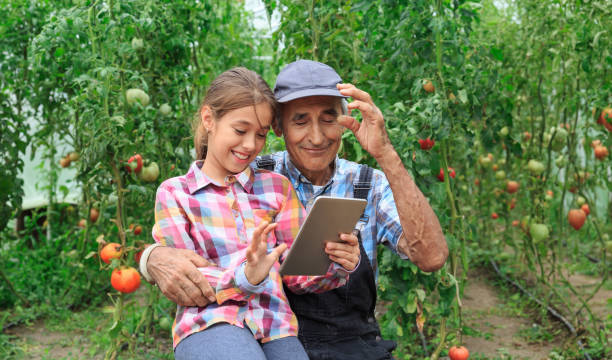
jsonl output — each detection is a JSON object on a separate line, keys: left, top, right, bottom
{"left": 594, "top": 145, "right": 608, "bottom": 159}
{"left": 449, "top": 345, "right": 469, "bottom": 360}
{"left": 134, "top": 225, "right": 142, "bottom": 235}
{"left": 418, "top": 138, "right": 435, "bottom": 150}
{"left": 90, "top": 208, "right": 100, "bottom": 223}
{"left": 126, "top": 154, "right": 143, "bottom": 173}
{"left": 438, "top": 167, "right": 456, "bottom": 182}
{"left": 580, "top": 204, "right": 590, "bottom": 216}
{"left": 506, "top": 181, "right": 519, "bottom": 194}
{"left": 597, "top": 108, "right": 612, "bottom": 132}
{"left": 134, "top": 250, "right": 143, "bottom": 264}
{"left": 111, "top": 267, "right": 141, "bottom": 293}
{"left": 100, "top": 243, "right": 123, "bottom": 264}
{"left": 491, "top": 212, "right": 499, "bottom": 219}
{"left": 568, "top": 209, "right": 586, "bottom": 230}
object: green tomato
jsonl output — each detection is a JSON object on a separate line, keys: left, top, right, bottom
{"left": 495, "top": 170, "right": 506, "bottom": 180}
{"left": 159, "top": 103, "right": 172, "bottom": 116}
{"left": 576, "top": 196, "right": 586, "bottom": 206}
{"left": 479, "top": 156, "right": 492, "bottom": 167}
{"left": 499, "top": 126, "right": 509, "bottom": 137}
{"left": 159, "top": 317, "right": 172, "bottom": 331}
{"left": 139, "top": 162, "right": 160, "bottom": 182}
{"left": 527, "top": 159, "right": 545, "bottom": 175}
{"left": 605, "top": 241, "right": 612, "bottom": 254}
{"left": 530, "top": 223, "right": 549, "bottom": 243}
{"left": 131, "top": 37, "right": 144, "bottom": 50}
{"left": 555, "top": 155, "right": 567, "bottom": 168}
{"left": 126, "top": 88, "right": 150, "bottom": 107}
{"left": 547, "top": 127, "right": 568, "bottom": 151}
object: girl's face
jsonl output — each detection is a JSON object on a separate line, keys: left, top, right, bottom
{"left": 202, "top": 103, "right": 272, "bottom": 182}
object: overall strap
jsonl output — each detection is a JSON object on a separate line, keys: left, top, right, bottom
{"left": 353, "top": 165, "right": 373, "bottom": 201}
{"left": 256, "top": 154, "right": 276, "bottom": 171}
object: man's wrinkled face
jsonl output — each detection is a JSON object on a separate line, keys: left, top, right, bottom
{"left": 275, "top": 96, "right": 344, "bottom": 184}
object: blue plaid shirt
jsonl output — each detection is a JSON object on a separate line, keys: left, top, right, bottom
{"left": 258, "top": 151, "right": 406, "bottom": 280}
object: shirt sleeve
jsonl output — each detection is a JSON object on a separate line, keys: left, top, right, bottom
{"left": 152, "top": 183, "right": 263, "bottom": 304}
{"left": 374, "top": 171, "right": 407, "bottom": 258}
{"left": 199, "top": 262, "right": 268, "bottom": 304}
{"left": 273, "top": 177, "right": 350, "bottom": 293}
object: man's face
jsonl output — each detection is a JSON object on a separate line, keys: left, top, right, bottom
{"left": 275, "top": 96, "right": 344, "bottom": 184}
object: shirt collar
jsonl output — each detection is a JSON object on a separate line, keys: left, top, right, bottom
{"left": 282, "top": 152, "right": 339, "bottom": 187}
{"left": 186, "top": 161, "right": 254, "bottom": 194}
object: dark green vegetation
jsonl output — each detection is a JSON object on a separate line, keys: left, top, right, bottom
{"left": 1, "top": 0, "right": 610, "bottom": 359}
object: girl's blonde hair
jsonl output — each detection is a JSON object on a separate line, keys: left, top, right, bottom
{"left": 193, "top": 67, "right": 277, "bottom": 160}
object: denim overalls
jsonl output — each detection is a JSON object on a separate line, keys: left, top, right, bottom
{"left": 257, "top": 159, "right": 397, "bottom": 360}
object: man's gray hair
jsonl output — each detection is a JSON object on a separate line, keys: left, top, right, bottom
{"left": 341, "top": 99, "right": 348, "bottom": 115}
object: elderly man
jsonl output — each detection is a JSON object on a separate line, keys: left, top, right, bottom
{"left": 140, "top": 60, "right": 448, "bottom": 359}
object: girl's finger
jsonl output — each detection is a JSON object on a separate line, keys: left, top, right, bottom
{"left": 251, "top": 221, "right": 269, "bottom": 242}
{"left": 269, "top": 243, "right": 287, "bottom": 261}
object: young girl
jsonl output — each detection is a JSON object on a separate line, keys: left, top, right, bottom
{"left": 152, "top": 67, "right": 359, "bottom": 360}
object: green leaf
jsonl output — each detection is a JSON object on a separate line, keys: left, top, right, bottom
{"left": 490, "top": 46, "right": 503, "bottom": 61}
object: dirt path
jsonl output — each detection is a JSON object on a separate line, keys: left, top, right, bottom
{"left": 460, "top": 267, "right": 611, "bottom": 359}
{"left": 5, "top": 319, "right": 101, "bottom": 360}
{"left": 461, "top": 275, "right": 563, "bottom": 359}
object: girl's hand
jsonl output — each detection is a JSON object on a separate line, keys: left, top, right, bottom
{"left": 244, "top": 221, "right": 286, "bottom": 285}
{"left": 325, "top": 232, "right": 360, "bottom": 271}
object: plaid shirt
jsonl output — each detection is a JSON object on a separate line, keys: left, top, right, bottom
{"left": 153, "top": 161, "right": 349, "bottom": 348}
{"left": 264, "top": 151, "right": 406, "bottom": 279}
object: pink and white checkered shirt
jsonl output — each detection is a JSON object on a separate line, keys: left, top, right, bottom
{"left": 153, "top": 161, "right": 349, "bottom": 348}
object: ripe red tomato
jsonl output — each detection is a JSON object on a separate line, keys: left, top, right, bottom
{"left": 449, "top": 345, "right": 469, "bottom": 360}
{"left": 134, "top": 250, "right": 143, "bottom": 264}
{"left": 78, "top": 219, "right": 87, "bottom": 229}
{"left": 423, "top": 80, "right": 435, "bottom": 93}
{"left": 568, "top": 209, "right": 586, "bottom": 230}
{"left": 418, "top": 138, "right": 435, "bottom": 150}
{"left": 509, "top": 198, "right": 517, "bottom": 210}
{"left": 438, "top": 167, "right": 456, "bottom": 182}
{"left": 59, "top": 156, "right": 71, "bottom": 168}
{"left": 111, "top": 267, "right": 141, "bottom": 293}
{"left": 100, "top": 243, "right": 123, "bottom": 264}
{"left": 126, "top": 154, "right": 143, "bottom": 173}
{"left": 512, "top": 220, "right": 519, "bottom": 227}
{"left": 90, "top": 208, "right": 100, "bottom": 223}
{"left": 594, "top": 145, "right": 608, "bottom": 160}
{"left": 133, "top": 225, "right": 142, "bottom": 235}
{"left": 597, "top": 108, "right": 612, "bottom": 132}
{"left": 491, "top": 212, "right": 499, "bottom": 219}
{"left": 506, "top": 180, "right": 519, "bottom": 194}
{"left": 580, "top": 204, "right": 590, "bottom": 216}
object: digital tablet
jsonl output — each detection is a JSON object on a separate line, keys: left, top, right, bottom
{"left": 279, "top": 196, "right": 367, "bottom": 276}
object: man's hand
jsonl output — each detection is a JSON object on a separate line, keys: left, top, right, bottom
{"left": 245, "top": 221, "right": 286, "bottom": 285}
{"left": 337, "top": 83, "right": 393, "bottom": 160}
{"left": 325, "top": 232, "right": 360, "bottom": 271}
{"left": 147, "top": 246, "right": 216, "bottom": 307}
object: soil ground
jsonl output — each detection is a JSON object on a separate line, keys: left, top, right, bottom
{"left": 4, "top": 268, "right": 609, "bottom": 359}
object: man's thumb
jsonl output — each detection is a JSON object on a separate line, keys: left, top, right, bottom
{"left": 337, "top": 115, "right": 360, "bottom": 132}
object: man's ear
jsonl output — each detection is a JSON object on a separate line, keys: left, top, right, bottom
{"left": 201, "top": 106, "right": 215, "bottom": 133}
{"left": 272, "top": 117, "right": 283, "bottom": 137}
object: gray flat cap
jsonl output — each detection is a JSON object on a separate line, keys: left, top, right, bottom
{"left": 274, "top": 60, "right": 347, "bottom": 103}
